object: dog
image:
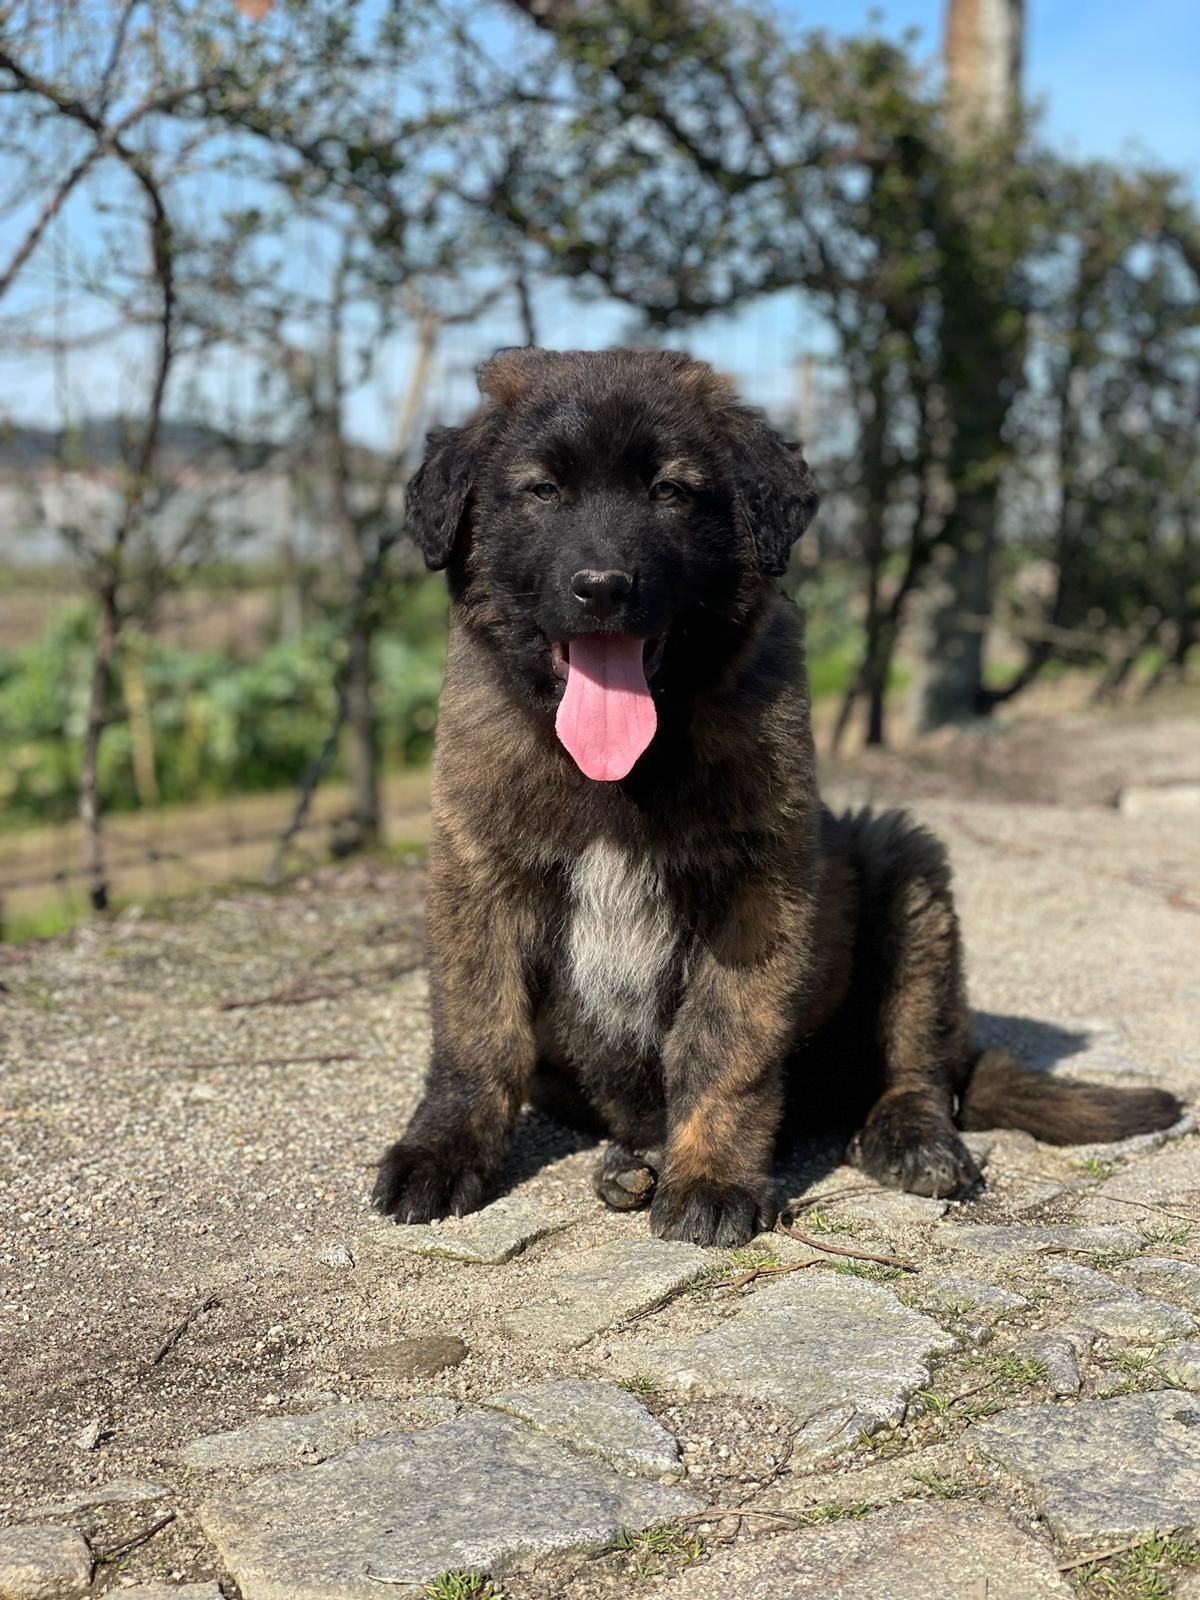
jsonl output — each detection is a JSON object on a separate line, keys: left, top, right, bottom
{"left": 372, "top": 346, "right": 1181, "bottom": 1248}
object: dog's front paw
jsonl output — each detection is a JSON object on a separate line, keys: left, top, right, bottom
{"left": 848, "top": 1093, "right": 981, "bottom": 1199}
{"left": 650, "top": 1176, "right": 767, "bottom": 1248}
{"left": 371, "top": 1139, "right": 491, "bottom": 1223}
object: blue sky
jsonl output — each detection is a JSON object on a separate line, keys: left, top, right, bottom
{"left": 4, "top": 0, "right": 1197, "bottom": 446}
{"left": 785, "top": 0, "right": 1199, "bottom": 178}
{"left": 520, "top": 1, "right": 1200, "bottom": 434}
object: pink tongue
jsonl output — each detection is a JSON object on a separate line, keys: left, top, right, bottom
{"left": 555, "top": 635, "right": 657, "bottom": 781}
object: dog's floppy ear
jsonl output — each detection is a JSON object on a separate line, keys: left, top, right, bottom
{"left": 724, "top": 407, "right": 820, "bottom": 578}
{"left": 404, "top": 426, "right": 474, "bottom": 571}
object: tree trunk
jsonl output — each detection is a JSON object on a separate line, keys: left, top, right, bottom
{"left": 79, "top": 581, "right": 120, "bottom": 912}
{"left": 920, "top": 485, "right": 995, "bottom": 726}
{"left": 342, "top": 599, "right": 381, "bottom": 850}
{"left": 920, "top": 0, "right": 1025, "bottom": 729}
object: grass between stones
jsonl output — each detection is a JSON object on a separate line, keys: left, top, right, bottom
{"left": 1084, "top": 1248, "right": 1146, "bottom": 1270}
{"left": 1097, "top": 1349, "right": 1188, "bottom": 1397}
{"left": 616, "top": 1375, "right": 661, "bottom": 1397}
{"left": 1140, "top": 1225, "right": 1193, "bottom": 1249}
{"left": 686, "top": 1247, "right": 779, "bottom": 1295}
{"left": 794, "top": 1501, "right": 873, "bottom": 1525}
{"left": 1071, "top": 1534, "right": 1200, "bottom": 1600}
{"left": 615, "top": 1523, "right": 704, "bottom": 1581}
{"left": 907, "top": 1469, "right": 965, "bottom": 1499}
{"left": 828, "top": 1259, "right": 906, "bottom": 1283}
{"left": 987, "top": 1353, "right": 1050, "bottom": 1386}
{"left": 422, "top": 1575, "right": 497, "bottom": 1600}
{"left": 1072, "top": 1158, "right": 1118, "bottom": 1179}
{"left": 798, "top": 1207, "right": 876, "bottom": 1242}
{"left": 905, "top": 1347, "right": 1055, "bottom": 1437}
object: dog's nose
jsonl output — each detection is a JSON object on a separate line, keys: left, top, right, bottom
{"left": 570, "top": 568, "right": 633, "bottom": 619}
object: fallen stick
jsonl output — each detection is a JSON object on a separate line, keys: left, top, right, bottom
{"left": 1057, "top": 1535, "right": 1162, "bottom": 1572}
{"left": 786, "top": 1183, "right": 888, "bottom": 1213}
{"left": 680, "top": 1506, "right": 804, "bottom": 1525}
{"left": 710, "top": 1259, "right": 826, "bottom": 1292}
{"left": 183, "top": 1052, "right": 360, "bottom": 1072}
{"left": 95, "top": 1512, "right": 176, "bottom": 1563}
{"left": 775, "top": 1215, "right": 918, "bottom": 1272}
{"left": 147, "top": 1292, "right": 219, "bottom": 1370}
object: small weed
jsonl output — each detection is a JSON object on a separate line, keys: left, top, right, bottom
{"left": 617, "top": 1375, "right": 660, "bottom": 1397}
{"left": 857, "top": 1425, "right": 911, "bottom": 1456}
{"left": 802, "top": 1207, "right": 874, "bottom": 1242}
{"left": 1086, "top": 1248, "right": 1142, "bottom": 1270}
{"left": 1103, "top": 1351, "right": 1179, "bottom": 1393}
{"left": 424, "top": 1574, "right": 497, "bottom": 1600}
{"left": 1111, "top": 1351, "right": 1158, "bottom": 1374}
{"left": 688, "top": 1248, "right": 776, "bottom": 1294}
{"left": 916, "top": 1389, "right": 954, "bottom": 1417}
{"left": 988, "top": 1353, "right": 1049, "bottom": 1387}
{"left": 1074, "top": 1533, "right": 1200, "bottom": 1600}
{"left": 908, "top": 1469, "right": 964, "bottom": 1499}
{"left": 1141, "top": 1224, "right": 1192, "bottom": 1248}
{"left": 728, "top": 1245, "right": 778, "bottom": 1270}
{"left": 829, "top": 1260, "right": 905, "bottom": 1283}
{"left": 616, "top": 1524, "right": 704, "bottom": 1581}
{"left": 955, "top": 1395, "right": 1002, "bottom": 1423}
{"left": 1073, "top": 1156, "right": 1117, "bottom": 1179}
{"left": 938, "top": 1297, "right": 977, "bottom": 1318}
{"left": 797, "top": 1501, "right": 871, "bottom": 1525}
{"left": 915, "top": 1385, "right": 1002, "bottom": 1424}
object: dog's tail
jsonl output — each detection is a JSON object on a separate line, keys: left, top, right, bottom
{"left": 959, "top": 1049, "right": 1182, "bottom": 1145}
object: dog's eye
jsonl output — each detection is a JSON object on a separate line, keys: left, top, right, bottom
{"left": 650, "top": 480, "right": 683, "bottom": 502}
{"left": 528, "top": 482, "right": 560, "bottom": 502}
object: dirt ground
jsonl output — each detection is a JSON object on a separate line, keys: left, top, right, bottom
{"left": 1, "top": 705, "right": 1198, "bottom": 1596}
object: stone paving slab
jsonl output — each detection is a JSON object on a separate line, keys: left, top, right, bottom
{"left": 501, "top": 1237, "right": 709, "bottom": 1350}
{"left": 803, "top": 1189, "right": 950, "bottom": 1236}
{"left": 176, "top": 1403, "right": 438, "bottom": 1471}
{"left": 200, "top": 1408, "right": 701, "bottom": 1599}
{"left": 377, "top": 1196, "right": 577, "bottom": 1264}
{"left": 1157, "top": 1342, "right": 1200, "bottom": 1389}
{"left": 1044, "top": 1260, "right": 1134, "bottom": 1299}
{"left": 616, "top": 1273, "right": 956, "bottom": 1461}
{"left": 1094, "top": 1142, "right": 1200, "bottom": 1204}
{"left": 343, "top": 1336, "right": 468, "bottom": 1380}
{"left": 1068, "top": 1296, "right": 1196, "bottom": 1341}
{"left": 1014, "top": 1334, "right": 1082, "bottom": 1396}
{"left": 1124, "top": 1257, "right": 1200, "bottom": 1310}
{"left": 4, "top": 801, "right": 1200, "bottom": 1597}
{"left": 483, "top": 1380, "right": 682, "bottom": 1479}
{"left": 670, "top": 1501, "right": 1072, "bottom": 1598}
{"left": 27, "top": 1479, "right": 169, "bottom": 1519}
{"left": 939, "top": 1223, "right": 1144, "bottom": 1257}
{"left": 973, "top": 1392, "right": 1200, "bottom": 1554}
{"left": 0, "top": 1525, "right": 92, "bottom": 1600}
{"left": 921, "top": 1275, "right": 1029, "bottom": 1315}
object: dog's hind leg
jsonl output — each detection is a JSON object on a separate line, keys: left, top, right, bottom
{"left": 592, "top": 1144, "right": 663, "bottom": 1211}
{"left": 841, "top": 810, "right": 982, "bottom": 1199}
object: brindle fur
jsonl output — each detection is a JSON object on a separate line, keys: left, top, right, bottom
{"left": 372, "top": 348, "right": 1181, "bottom": 1248}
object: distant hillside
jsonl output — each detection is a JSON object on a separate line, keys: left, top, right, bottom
{"left": 0, "top": 418, "right": 390, "bottom": 475}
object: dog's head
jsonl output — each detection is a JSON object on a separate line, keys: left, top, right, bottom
{"left": 406, "top": 348, "right": 819, "bottom": 780}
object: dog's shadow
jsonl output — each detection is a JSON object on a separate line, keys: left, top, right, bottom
{"left": 491, "top": 1011, "right": 1097, "bottom": 1205}
{"left": 971, "top": 1010, "right": 1095, "bottom": 1072}
{"left": 495, "top": 1109, "right": 600, "bottom": 1197}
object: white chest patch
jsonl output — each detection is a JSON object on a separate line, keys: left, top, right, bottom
{"left": 566, "top": 840, "right": 678, "bottom": 1052}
